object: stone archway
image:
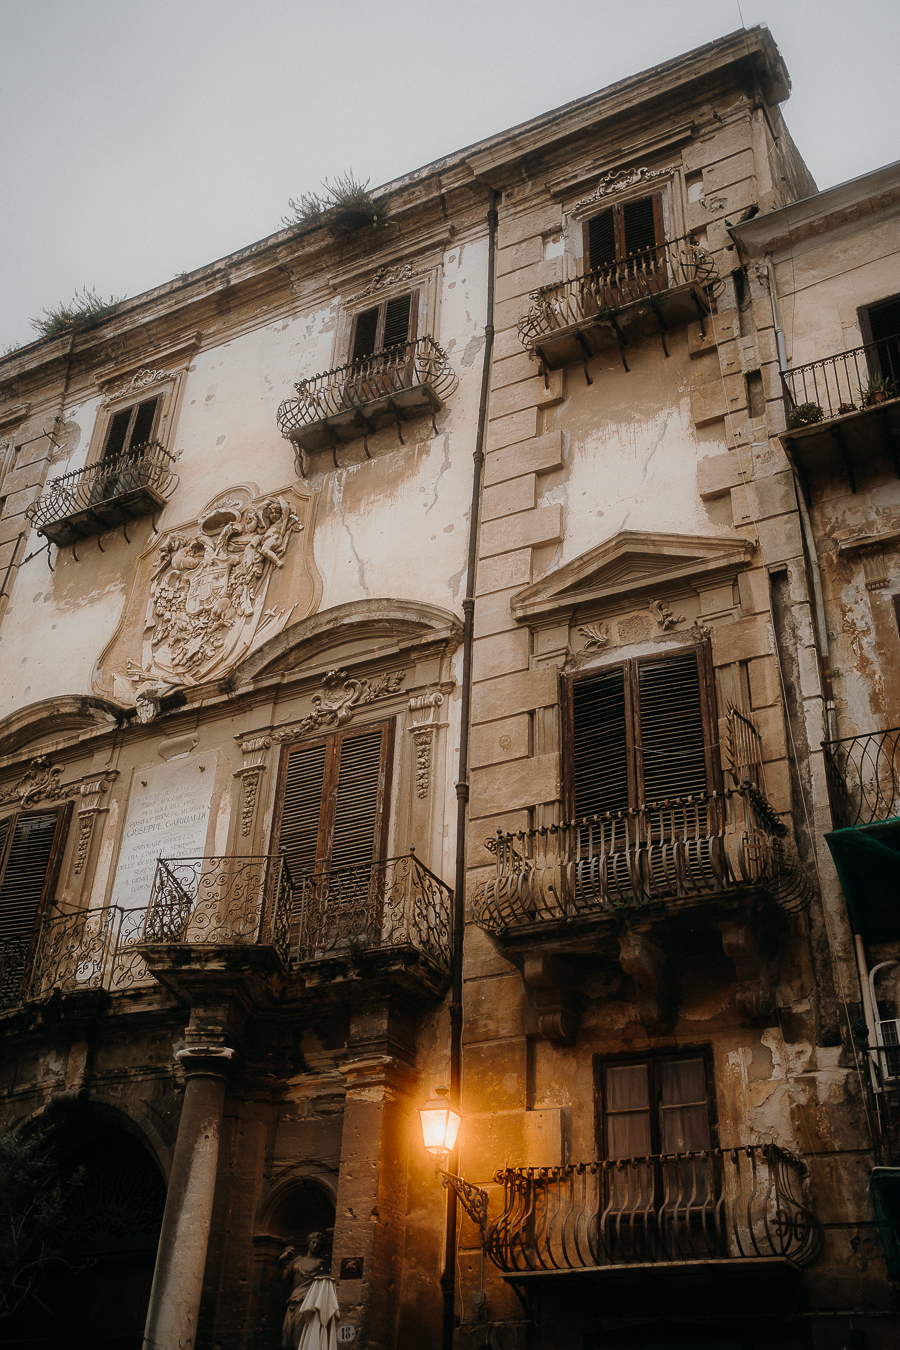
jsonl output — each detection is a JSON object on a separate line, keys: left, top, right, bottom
{"left": 1, "top": 1118, "right": 166, "bottom": 1349}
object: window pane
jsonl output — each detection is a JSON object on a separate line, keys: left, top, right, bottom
{"left": 607, "top": 1110, "right": 652, "bottom": 1160}
{"left": 605, "top": 1062, "right": 649, "bottom": 1111}
{"left": 659, "top": 1056, "right": 706, "bottom": 1106}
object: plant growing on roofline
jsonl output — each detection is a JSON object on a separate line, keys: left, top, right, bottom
{"left": 787, "top": 402, "right": 824, "bottom": 429}
{"left": 30, "top": 288, "right": 122, "bottom": 341}
{"left": 859, "top": 372, "right": 899, "bottom": 407}
{"left": 283, "top": 172, "right": 390, "bottom": 239}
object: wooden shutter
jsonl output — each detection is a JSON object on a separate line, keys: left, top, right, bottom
{"left": 103, "top": 408, "right": 133, "bottom": 461}
{"left": 102, "top": 397, "right": 160, "bottom": 460}
{"left": 351, "top": 306, "right": 380, "bottom": 362}
{"left": 569, "top": 667, "right": 632, "bottom": 819}
{"left": 129, "top": 397, "right": 160, "bottom": 449}
{"left": 621, "top": 196, "right": 661, "bottom": 257}
{"left": 275, "top": 719, "right": 393, "bottom": 881}
{"left": 0, "top": 809, "right": 67, "bottom": 947}
{"left": 382, "top": 294, "right": 413, "bottom": 351}
{"left": 634, "top": 650, "right": 710, "bottom": 805}
{"left": 585, "top": 209, "right": 617, "bottom": 271}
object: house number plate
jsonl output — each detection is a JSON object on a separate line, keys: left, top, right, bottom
{"left": 337, "top": 1327, "right": 357, "bottom": 1344}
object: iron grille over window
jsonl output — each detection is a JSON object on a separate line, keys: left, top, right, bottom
{"left": 566, "top": 646, "right": 717, "bottom": 816}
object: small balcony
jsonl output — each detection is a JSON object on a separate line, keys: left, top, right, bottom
{"left": 25, "top": 441, "right": 178, "bottom": 549}
{"left": 823, "top": 725, "right": 900, "bottom": 829}
{"left": 517, "top": 235, "right": 718, "bottom": 379}
{"left": 277, "top": 336, "right": 458, "bottom": 474}
{"left": 474, "top": 786, "right": 813, "bottom": 947}
{"left": 143, "top": 853, "right": 293, "bottom": 961}
{"left": 0, "top": 905, "right": 151, "bottom": 1012}
{"left": 781, "top": 336, "right": 900, "bottom": 491}
{"left": 484, "top": 1146, "right": 822, "bottom": 1278}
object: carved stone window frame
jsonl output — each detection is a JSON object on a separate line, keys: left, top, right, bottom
{"left": 87, "top": 346, "right": 196, "bottom": 472}
{"left": 564, "top": 165, "right": 685, "bottom": 272}
{"left": 333, "top": 261, "right": 443, "bottom": 369}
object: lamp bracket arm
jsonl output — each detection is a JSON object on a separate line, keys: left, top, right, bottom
{"left": 439, "top": 1168, "right": 488, "bottom": 1236}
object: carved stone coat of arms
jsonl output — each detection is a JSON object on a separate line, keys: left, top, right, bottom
{"left": 94, "top": 484, "right": 320, "bottom": 714}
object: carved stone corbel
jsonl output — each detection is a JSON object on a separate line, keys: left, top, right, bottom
{"left": 718, "top": 918, "right": 777, "bottom": 1023}
{"left": 521, "top": 953, "right": 580, "bottom": 1044}
{"left": 408, "top": 693, "right": 444, "bottom": 800}
{"left": 617, "top": 928, "right": 673, "bottom": 1033}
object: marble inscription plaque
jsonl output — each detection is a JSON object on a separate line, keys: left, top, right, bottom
{"left": 113, "top": 753, "right": 219, "bottom": 911}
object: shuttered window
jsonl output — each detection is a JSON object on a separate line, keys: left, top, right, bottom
{"left": 349, "top": 293, "right": 418, "bottom": 362}
{"left": 274, "top": 719, "right": 394, "bottom": 884}
{"left": 103, "top": 396, "right": 161, "bottom": 460}
{"left": 0, "top": 806, "right": 70, "bottom": 1002}
{"left": 566, "top": 646, "right": 716, "bottom": 816}
{"left": 584, "top": 194, "right": 664, "bottom": 271}
{"left": 861, "top": 294, "right": 900, "bottom": 387}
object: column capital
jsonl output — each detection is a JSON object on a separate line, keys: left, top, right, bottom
{"left": 175, "top": 1045, "right": 237, "bottom": 1079}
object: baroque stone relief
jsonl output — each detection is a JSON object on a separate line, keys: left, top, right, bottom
{"left": 573, "top": 165, "right": 676, "bottom": 212}
{"left": 94, "top": 483, "right": 321, "bottom": 715}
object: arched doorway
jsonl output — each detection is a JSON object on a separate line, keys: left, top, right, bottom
{"left": 1, "top": 1119, "right": 166, "bottom": 1349}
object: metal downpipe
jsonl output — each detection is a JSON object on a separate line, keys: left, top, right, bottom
{"left": 442, "top": 185, "right": 498, "bottom": 1350}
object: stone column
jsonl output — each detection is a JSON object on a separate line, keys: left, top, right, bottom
{"left": 142, "top": 1045, "right": 235, "bottom": 1350}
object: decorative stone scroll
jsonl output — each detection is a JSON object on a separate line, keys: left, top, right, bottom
{"left": 0, "top": 757, "right": 118, "bottom": 811}
{"left": 347, "top": 263, "right": 419, "bottom": 302}
{"left": 235, "top": 736, "right": 272, "bottom": 838}
{"left": 273, "top": 669, "right": 406, "bottom": 743}
{"left": 72, "top": 773, "right": 121, "bottom": 876}
{"left": 577, "top": 622, "right": 609, "bottom": 651}
{"left": 649, "top": 598, "right": 684, "bottom": 630}
{"left": 573, "top": 164, "right": 675, "bottom": 212}
{"left": 408, "top": 692, "right": 444, "bottom": 799}
{"left": 102, "top": 368, "right": 173, "bottom": 407}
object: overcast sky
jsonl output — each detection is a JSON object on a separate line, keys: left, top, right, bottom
{"left": 2, "top": 0, "right": 898, "bottom": 354}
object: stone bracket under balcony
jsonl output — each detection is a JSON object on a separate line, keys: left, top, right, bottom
{"left": 277, "top": 336, "right": 458, "bottom": 475}
{"left": 517, "top": 235, "right": 718, "bottom": 381}
{"left": 25, "top": 441, "right": 178, "bottom": 550}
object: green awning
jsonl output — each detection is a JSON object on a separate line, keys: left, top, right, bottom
{"left": 825, "top": 819, "right": 900, "bottom": 942}
{"left": 870, "top": 1168, "right": 900, "bottom": 1278}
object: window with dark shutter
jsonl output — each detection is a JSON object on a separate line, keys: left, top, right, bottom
{"left": 0, "top": 806, "right": 70, "bottom": 1004}
{"left": 583, "top": 194, "right": 664, "bottom": 272}
{"left": 861, "top": 294, "right": 900, "bottom": 386}
{"left": 348, "top": 293, "right": 418, "bottom": 364}
{"left": 102, "top": 396, "right": 161, "bottom": 460}
{"left": 566, "top": 645, "right": 716, "bottom": 815}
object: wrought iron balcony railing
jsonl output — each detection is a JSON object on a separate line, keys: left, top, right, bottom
{"left": 823, "top": 726, "right": 900, "bottom": 828}
{"left": 0, "top": 906, "right": 151, "bottom": 1011}
{"left": 277, "top": 336, "right": 458, "bottom": 473}
{"left": 143, "top": 854, "right": 292, "bottom": 964}
{"left": 25, "top": 441, "right": 178, "bottom": 549}
{"left": 474, "top": 786, "right": 813, "bottom": 939}
{"left": 485, "top": 1147, "right": 822, "bottom": 1273}
{"left": 293, "top": 852, "right": 452, "bottom": 971}
{"left": 517, "top": 235, "right": 719, "bottom": 376}
{"left": 783, "top": 334, "right": 900, "bottom": 422}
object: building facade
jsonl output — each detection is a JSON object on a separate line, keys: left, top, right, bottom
{"left": 0, "top": 26, "right": 897, "bottom": 1350}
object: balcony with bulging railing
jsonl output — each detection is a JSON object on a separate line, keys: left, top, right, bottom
{"left": 0, "top": 905, "right": 152, "bottom": 1012}
{"left": 822, "top": 725, "right": 900, "bottom": 829}
{"left": 25, "top": 441, "right": 178, "bottom": 549}
{"left": 276, "top": 336, "right": 458, "bottom": 475}
{"left": 517, "top": 235, "right": 719, "bottom": 381}
{"left": 473, "top": 785, "right": 814, "bottom": 947}
{"left": 484, "top": 1146, "right": 822, "bottom": 1278}
{"left": 781, "top": 334, "right": 900, "bottom": 490}
{"left": 142, "top": 853, "right": 293, "bottom": 961}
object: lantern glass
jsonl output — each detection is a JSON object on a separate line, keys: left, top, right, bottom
{"left": 418, "top": 1086, "right": 461, "bottom": 1158}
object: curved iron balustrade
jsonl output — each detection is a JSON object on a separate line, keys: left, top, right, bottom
{"left": 25, "top": 441, "right": 178, "bottom": 547}
{"left": 517, "top": 234, "right": 719, "bottom": 350}
{"left": 276, "top": 335, "right": 458, "bottom": 469}
{"left": 822, "top": 725, "right": 900, "bottom": 828}
{"left": 473, "top": 786, "right": 813, "bottom": 936}
{"left": 0, "top": 905, "right": 152, "bottom": 1010}
{"left": 485, "top": 1147, "right": 822, "bottom": 1272}
{"left": 293, "top": 852, "right": 452, "bottom": 970}
{"left": 143, "top": 854, "right": 293, "bottom": 964}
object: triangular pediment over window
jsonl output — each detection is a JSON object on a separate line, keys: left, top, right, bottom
{"left": 511, "top": 530, "right": 755, "bottom": 625}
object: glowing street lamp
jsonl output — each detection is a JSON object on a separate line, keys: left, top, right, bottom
{"left": 418, "top": 1086, "right": 487, "bottom": 1239}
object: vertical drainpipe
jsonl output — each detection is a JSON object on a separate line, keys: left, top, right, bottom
{"left": 442, "top": 185, "right": 497, "bottom": 1350}
{"left": 766, "top": 251, "right": 837, "bottom": 743}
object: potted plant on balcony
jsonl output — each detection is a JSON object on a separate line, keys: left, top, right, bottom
{"left": 787, "top": 402, "right": 824, "bottom": 429}
{"left": 859, "top": 373, "right": 899, "bottom": 407}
